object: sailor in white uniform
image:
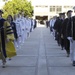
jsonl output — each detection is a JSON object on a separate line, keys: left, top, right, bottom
{"left": 49, "top": 17, "right": 56, "bottom": 36}
{"left": 15, "top": 13, "right": 22, "bottom": 47}
{"left": 20, "top": 12, "right": 26, "bottom": 43}
{"left": 25, "top": 16, "right": 31, "bottom": 38}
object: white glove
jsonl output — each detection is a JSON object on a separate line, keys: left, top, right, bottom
{"left": 67, "top": 37, "right": 73, "bottom": 42}
{"left": 67, "top": 37, "right": 72, "bottom": 40}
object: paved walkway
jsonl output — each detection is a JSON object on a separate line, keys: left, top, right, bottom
{"left": 0, "top": 25, "right": 75, "bottom": 75}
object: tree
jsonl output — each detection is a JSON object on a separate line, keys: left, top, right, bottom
{"left": 3, "top": 0, "right": 33, "bottom": 18}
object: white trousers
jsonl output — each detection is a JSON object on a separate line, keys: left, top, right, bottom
{"left": 70, "top": 41, "right": 75, "bottom": 61}
{"left": 26, "top": 29, "right": 30, "bottom": 38}
{"left": 21, "top": 30, "right": 26, "bottom": 44}
{"left": 17, "top": 36, "right": 22, "bottom": 47}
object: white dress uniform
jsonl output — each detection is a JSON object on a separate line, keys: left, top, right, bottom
{"left": 50, "top": 19, "right": 56, "bottom": 36}
{"left": 15, "top": 17, "right": 22, "bottom": 47}
{"left": 25, "top": 18, "right": 31, "bottom": 37}
{"left": 20, "top": 16, "right": 26, "bottom": 43}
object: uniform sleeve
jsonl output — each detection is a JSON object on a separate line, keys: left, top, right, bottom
{"left": 4, "top": 21, "right": 15, "bottom": 40}
{"left": 12, "top": 22, "right": 18, "bottom": 39}
{"left": 61, "top": 20, "right": 65, "bottom": 35}
{"left": 53, "top": 20, "right": 58, "bottom": 30}
{"left": 66, "top": 18, "right": 72, "bottom": 37}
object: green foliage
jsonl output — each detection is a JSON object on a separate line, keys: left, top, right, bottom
{"left": 3, "top": 0, "right": 33, "bottom": 18}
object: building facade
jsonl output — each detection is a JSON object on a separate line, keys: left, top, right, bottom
{"left": 0, "top": 0, "right": 75, "bottom": 20}
{"left": 0, "top": 0, "right": 5, "bottom": 9}
{"left": 31, "top": 0, "right": 75, "bottom": 20}
{"left": 0, "top": 0, "right": 12, "bottom": 9}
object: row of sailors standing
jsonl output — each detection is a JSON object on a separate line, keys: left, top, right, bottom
{"left": 0, "top": 10, "right": 37, "bottom": 67}
{"left": 13, "top": 12, "right": 36, "bottom": 49}
{"left": 49, "top": 9, "right": 75, "bottom": 66}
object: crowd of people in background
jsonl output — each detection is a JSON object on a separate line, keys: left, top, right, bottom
{"left": 0, "top": 10, "right": 37, "bottom": 68}
{"left": 48, "top": 8, "right": 75, "bottom": 66}
{"left": 0, "top": 7, "right": 75, "bottom": 68}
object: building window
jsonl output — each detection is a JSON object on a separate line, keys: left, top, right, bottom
{"left": 50, "top": 6, "right": 62, "bottom": 13}
{"left": 2, "top": 0, "right": 8, "bottom": 1}
{"left": 56, "top": 6, "right": 62, "bottom": 13}
{"left": 35, "top": 5, "right": 48, "bottom": 8}
{"left": 50, "top": 6, "right": 55, "bottom": 12}
{"left": 63, "top": 6, "right": 74, "bottom": 12}
{"left": 64, "top": 6, "right": 73, "bottom": 8}
{"left": 36, "top": 6, "right": 39, "bottom": 7}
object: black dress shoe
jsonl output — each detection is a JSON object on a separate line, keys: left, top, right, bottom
{"left": 73, "top": 61, "right": 75, "bottom": 66}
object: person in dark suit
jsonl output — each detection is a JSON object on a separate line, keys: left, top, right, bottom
{"left": 54, "top": 13, "right": 65, "bottom": 50}
{"left": 61, "top": 10, "right": 73, "bottom": 57}
{"left": 34, "top": 19, "right": 37, "bottom": 29}
{"left": 66, "top": 8, "right": 75, "bottom": 66}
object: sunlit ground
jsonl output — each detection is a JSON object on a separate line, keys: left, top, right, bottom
{"left": 37, "top": 23, "right": 46, "bottom": 27}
